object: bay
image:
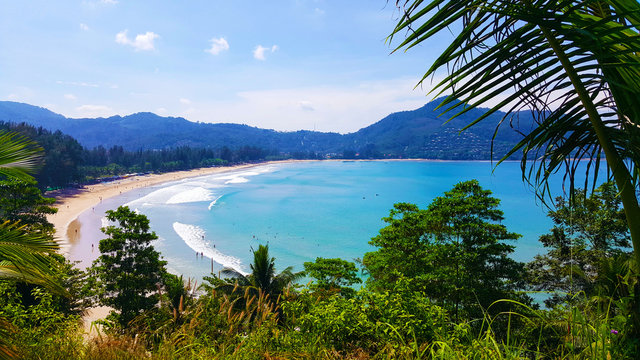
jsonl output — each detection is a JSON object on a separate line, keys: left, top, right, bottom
{"left": 78, "top": 160, "right": 578, "bottom": 281}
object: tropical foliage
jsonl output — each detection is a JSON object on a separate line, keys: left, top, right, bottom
{"left": 211, "top": 244, "right": 304, "bottom": 300}
{"left": 388, "top": 0, "right": 640, "bottom": 266}
{"left": 4, "top": 0, "right": 640, "bottom": 354}
{"left": 363, "top": 180, "right": 528, "bottom": 320}
{"left": 89, "top": 206, "right": 167, "bottom": 329}
{"left": 527, "top": 181, "right": 632, "bottom": 306}
{"left": 0, "top": 130, "right": 65, "bottom": 357}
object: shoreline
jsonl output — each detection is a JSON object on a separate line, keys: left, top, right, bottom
{"left": 46, "top": 158, "right": 507, "bottom": 251}
{"left": 47, "top": 158, "right": 519, "bottom": 257}
{"left": 46, "top": 159, "right": 469, "bottom": 244}
{"left": 46, "top": 160, "right": 307, "bottom": 252}
{"left": 44, "top": 158, "right": 537, "bottom": 332}
{"left": 46, "top": 160, "right": 305, "bottom": 333}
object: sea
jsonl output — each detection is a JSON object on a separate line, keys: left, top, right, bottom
{"left": 72, "top": 160, "right": 585, "bottom": 282}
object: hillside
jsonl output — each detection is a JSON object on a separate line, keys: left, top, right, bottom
{"left": 0, "top": 99, "right": 534, "bottom": 159}
{"left": 346, "top": 101, "right": 535, "bottom": 159}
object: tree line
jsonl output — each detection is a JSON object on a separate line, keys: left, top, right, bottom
{"left": 0, "top": 121, "right": 326, "bottom": 190}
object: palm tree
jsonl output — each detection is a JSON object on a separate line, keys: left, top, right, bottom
{"left": 0, "top": 131, "right": 62, "bottom": 358}
{"left": 0, "top": 130, "right": 61, "bottom": 289}
{"left": 220, "top": 244, "right": 304, "bottom": 299}
{"left": 389, "top": 0, "right": 640, "bottom": 267}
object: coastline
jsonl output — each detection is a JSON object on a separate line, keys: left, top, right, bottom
{"left": 46, "top": 159, "right": 309, "bottom": 332}
{"left": 46, "top": 158, "right": 499, "bottom": 254}
{"left": 46, "top": 160, "right": 306, "bottom": 253}
{"left": 43, "top": 158, "right": 544, "bottom": 332}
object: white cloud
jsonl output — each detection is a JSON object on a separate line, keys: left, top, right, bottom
{"left": 115, "top": 30, "right": 159, "bottom": 51}
{"left": 179, "top": 98, "right": 191, "bottom": 105}
{"left": 7, "top": 94, "right": 18, "bottom": 101}
{"left": 253, "top": 44, "right": 278, "bottom": 60}
{"left": 205, "top": 37, "right": 229, "bottom": 55}
{"left": 156, "top": 107, "right": 168, "bottom": 115}
{"left": 299, "top": 101, "right": 315, "bottom": 111}
{"left": 253, "top": 46, "right": 268, "bottom": 60}
{"left": 64, "top": 94, "right": 77, "bottom": 101}
{"left": 314, "top": 8, "right": 325, "bottom": 16}
{"left": 100, "top": 0, "right": 118, "bottom": 4}
{"left": 80, "top": 23, "right": 90, "bottom": 31}
{"left": 76, "top": 104, "right": 114, "bottom": 118}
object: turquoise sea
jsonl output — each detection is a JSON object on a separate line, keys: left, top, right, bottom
{"left": 72, "top": 160, "right": 579, "bottom": 281}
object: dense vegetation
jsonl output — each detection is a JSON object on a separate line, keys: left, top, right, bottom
{"left": 0, "top": 176, "right": 637, "bottom": 359}
{"left": 0, "top": 121, "right": 324, "bottom": 189}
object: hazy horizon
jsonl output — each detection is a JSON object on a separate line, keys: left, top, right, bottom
{"left": 2, "top": 97, "right": 439, "bottom": 135}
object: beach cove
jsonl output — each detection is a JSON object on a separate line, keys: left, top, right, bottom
{"left": 50, "top": 160, "right": 562, "bottom": 284}
{"left": 46, "top": 161, "right": 307, "bottom": 265}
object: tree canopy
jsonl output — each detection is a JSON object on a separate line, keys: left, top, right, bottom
{"left": 90, "top": 206, "right": 167, "bottom": 328}
{"left": 363, "top": 180, "right": 526, "bottom": 320}
{"left": 303, "top": 257, "right": 361, "bottom": 297}
{"left": 216, "top": 244, "right": 303, "bottom": 300}
{"left": 527, "top": 181, "right": 632, "bottom": 306}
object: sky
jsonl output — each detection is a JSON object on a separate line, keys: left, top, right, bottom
{"left": 0, "top": 0, "right": 450, "bottom": 133}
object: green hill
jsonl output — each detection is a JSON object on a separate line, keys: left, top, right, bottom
{"left": 0, "top": 99, "right": 533, "bottom": 159}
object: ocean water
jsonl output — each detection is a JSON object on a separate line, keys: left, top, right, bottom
{"left": 73, "top": 160, "right": 580, "bottom": 281}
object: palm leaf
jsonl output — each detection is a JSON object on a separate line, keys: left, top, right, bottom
{"left": 0, "top": 221, "right": 64, "bottom": 294}
{"left": 392, "top": 0, "right": 640, "bottom": 189}
{"left": 217, "top": 245, "right": 302, "bottom": 297}
{"left": 390, "top": 0, "right": 640, "bottom": 264}
{"left": 0, "top": 131, "right": 43, "bottom": 182}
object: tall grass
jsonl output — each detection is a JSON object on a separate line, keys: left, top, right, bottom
{"left": 8, "top": 286, "right": 637, "bottom": 359}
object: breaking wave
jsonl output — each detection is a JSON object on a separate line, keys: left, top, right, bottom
{"left": 166, "top": 187, "right": 213, "bottom": 204}
{"left": 172, "top": 222, "right": 246, "bottom": 275}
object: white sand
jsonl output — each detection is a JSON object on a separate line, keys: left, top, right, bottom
{"left": 45, "top": 160, "right": 304, "bottom": 333}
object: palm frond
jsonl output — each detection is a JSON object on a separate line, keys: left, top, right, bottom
{"left": 0, "top": 131, "right": 43, "bottom": 182}
{"left": 0, "top": 221, "right": 64, "bottom": 294}
{"left": 391, "top": 0, "right": 640, "bottom": 199}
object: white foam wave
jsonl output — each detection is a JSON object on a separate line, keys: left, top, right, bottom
{"left": 126, "top": 184, "right": 186, "bottom": 206}
{"left": 225, "top": 177, "right": 249, "bottom": 184}
{"left": 172, "top": 222, "right": 246, "bottom": 275}
{"left": 214, "top": 170, "right": 263, "bottom": 181}
{"left": 166, "top": 187, "right": 213, "bottom": 204}
{"left": 208, "top": 195, "right": 222, "bottom": 210}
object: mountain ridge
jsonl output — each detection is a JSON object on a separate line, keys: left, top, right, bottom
{"left": 0, "top": 99, "right": 533, "bottom": 159}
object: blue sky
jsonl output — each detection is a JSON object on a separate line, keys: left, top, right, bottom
{"left": 0, "top": 0, "right": 448, "bottom": 133}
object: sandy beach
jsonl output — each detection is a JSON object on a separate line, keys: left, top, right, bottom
{"left": 46, "top": 161, "right": 297, "bottom": 251}
{"left": 46, "top": 161, "right": 299, "bottom": 333}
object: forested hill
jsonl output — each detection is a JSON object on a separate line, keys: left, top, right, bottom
{"left": 0, "top": 99, "right": 534, "bottom": 159}
{"left": 345, "top": 101, "right": 535, "bottom": 159}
